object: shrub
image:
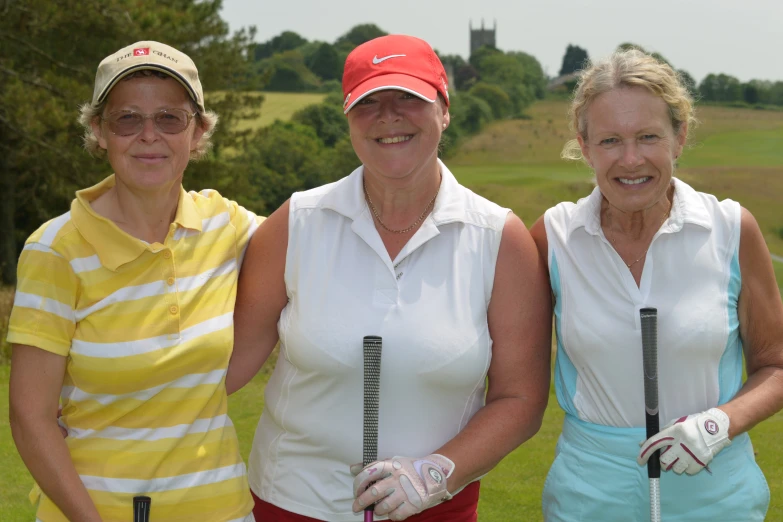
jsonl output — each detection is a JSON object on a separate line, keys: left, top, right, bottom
{"left": 292, "top": 102, "right": 349, "bottom": 147}
{"left": 470, "top": 82, "right": 512, "bottom": 119}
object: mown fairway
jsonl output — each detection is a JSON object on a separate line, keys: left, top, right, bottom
{"left": 1, "top": 99, "right": 781, "bottom": 521}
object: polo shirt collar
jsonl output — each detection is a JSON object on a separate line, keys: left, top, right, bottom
{"left": 318, "top": 159, "right": 465, "bottom": 265}
{"left": 172, "top": 186, "right": 203, "bottom": 232}
{"left": 318, "top": 159, "right": 463, "bottom": 224}
{"left": 71, "top": 174, "right": 203, "bottom": 271}
{"left": 567, "top": 176, "right": 713, "bottom": 240}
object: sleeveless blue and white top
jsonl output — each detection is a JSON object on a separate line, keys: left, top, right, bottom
{"left": 544, "top": 178, "right": 743, "bottom": 427}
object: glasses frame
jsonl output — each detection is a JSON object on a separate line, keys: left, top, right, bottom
{"left": 100, "top": 108, "right": 198, "bottom": 136}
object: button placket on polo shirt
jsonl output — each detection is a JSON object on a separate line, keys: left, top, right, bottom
{"left": 372, "top": 257, "right": 399, "bottom": 307}
{"left": 160, "top": 235, "right": 181, "bottom": 337}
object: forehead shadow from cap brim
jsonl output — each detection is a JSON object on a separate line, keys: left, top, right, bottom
{"left": 97, "top": 64, "right": 201, "bottom": 109}
{"left": 343, "top": 86, "right": 437, "bottom": 114}
{"left": 343, "top": 74, "right": 438, "bottom": 114}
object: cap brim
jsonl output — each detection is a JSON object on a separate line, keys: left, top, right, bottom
{"left": 97, "top": 64, "right": 204, "bottom": 112}
{"left": 343, "top": 74, "right": 437, "bottom": 114}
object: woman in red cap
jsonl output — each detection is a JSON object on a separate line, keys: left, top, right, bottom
{"left": 229, "top": 35, "right": 552, "bottom": 521}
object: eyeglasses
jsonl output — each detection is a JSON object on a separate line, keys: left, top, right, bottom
{"left": 101, "top": 108, "right": 197, "bottom": 136}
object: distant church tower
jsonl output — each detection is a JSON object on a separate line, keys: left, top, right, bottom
{"left": 470, "top": 19, "right": 496, "bottom": 55}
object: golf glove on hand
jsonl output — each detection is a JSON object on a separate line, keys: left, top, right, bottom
{"left": 637, "top": 407, "right": 731, "bottom": 475}
{"left": 351, "top": 454, "right": 454, "bottom": 520}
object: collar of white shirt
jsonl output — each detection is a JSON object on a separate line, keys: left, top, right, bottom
{"left": 566, "top": 177, "right": 714, "bottom": 241}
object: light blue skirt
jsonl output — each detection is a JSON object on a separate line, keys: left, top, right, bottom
{"left": 542, "top": 415, "right": 769, "bottom": 521}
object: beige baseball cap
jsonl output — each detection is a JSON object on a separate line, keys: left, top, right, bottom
{"left": 92, "top": 41, "right": 205, "bottom": 112}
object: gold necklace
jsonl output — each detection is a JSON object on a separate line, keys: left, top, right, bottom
{"left": 363, "top": 176, "right": 441, "bottom": 234}
{"left": 607, "top": 203, "right": 671, "bottom": 268}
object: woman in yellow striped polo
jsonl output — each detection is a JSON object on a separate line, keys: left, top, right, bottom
{"left": 7, "top": 41, "right": 259, "bottom": 522}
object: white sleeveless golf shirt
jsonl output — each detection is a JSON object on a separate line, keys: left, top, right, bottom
{"left": 545, "top": 178, "right": 743, "bottom": 427}
{"left": 247, "top": 160, "right": 509, "bottom": 520}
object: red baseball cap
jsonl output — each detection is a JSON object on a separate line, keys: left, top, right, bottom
{"left": 342, "top": 34, "right": 450, "bottom": 114}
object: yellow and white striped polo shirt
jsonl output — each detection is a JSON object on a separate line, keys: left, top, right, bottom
{"left": 8, "top": 175, "right": 262, "bottom": 522}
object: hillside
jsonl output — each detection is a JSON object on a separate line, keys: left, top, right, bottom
{"left": 447, "top": 100, "right": 783, "bottom": 265}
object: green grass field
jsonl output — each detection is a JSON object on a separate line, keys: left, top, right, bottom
{"left": 1, "top": 97, "right": 782, "bottom": 520}
{"left": 223, "top": 91, "right": 327, "bottom": 131}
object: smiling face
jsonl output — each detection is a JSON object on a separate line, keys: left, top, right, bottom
{"left": 578, "top": 86, "right": 687, "bottom": 213}
{"left": 91, "top": 76, "right": 204, "bottom": 193}
{"left": 346, "top": 89, "right": 449, "bottom": 184}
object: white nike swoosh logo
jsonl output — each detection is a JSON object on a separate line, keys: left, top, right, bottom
{"left": 372, "top": 54, "right": 406, "bottom": 64}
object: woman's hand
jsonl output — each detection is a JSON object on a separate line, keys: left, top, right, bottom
{"left": 637, "top": 408, "right": 731, "bottom": 475}
{"left": 351, "top": 454, "right": 454, "bottom": 520}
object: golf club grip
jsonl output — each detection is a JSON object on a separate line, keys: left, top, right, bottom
{"left": 363, "top": 336, "right": 382, "bottom": 522}
{"left": 133, "top": 496, "right": 151, "bottom": 522}
{"left": 640, "top": 308, "right": 660, "bottom": 479}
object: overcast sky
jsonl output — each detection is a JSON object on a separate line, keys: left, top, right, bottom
{"left": 220, "top": 0, "right": 782, "bottom": 83}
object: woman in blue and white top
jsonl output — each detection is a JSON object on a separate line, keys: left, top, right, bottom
{"left": 530, "top": 49, "right": 783, "bottom": 521}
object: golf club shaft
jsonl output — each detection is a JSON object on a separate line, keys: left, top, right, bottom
{"left": 640, "top": 308, "right": 661, "bottom": 522}
{"left": 133, "top": 496, "right": 151, "bottom": 522}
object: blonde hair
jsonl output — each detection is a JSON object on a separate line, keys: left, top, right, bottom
{"left": 562, "top": 49, "right": 697, "bottom": 162}
{"left": 78, "top": 70, "right": 218, "bottom": 160}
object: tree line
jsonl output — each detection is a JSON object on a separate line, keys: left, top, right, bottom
{"left": 558, "top": 44, "right": 783, "bottom": 107}
{"left": 0, "top": 1, "right": 549, "bottom": 285}
{"left": 2, "top": 0, "right": 780, "bottom": 286}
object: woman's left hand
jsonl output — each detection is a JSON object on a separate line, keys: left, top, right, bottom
{"left": 637, "top": 408, "right": 731, "bottom": 475}
{"left": 351, "top": 454, "right": 454, "bottom": 520}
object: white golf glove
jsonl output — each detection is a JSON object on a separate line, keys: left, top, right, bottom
{"left": 351, "top": 454, "right": 454, "bottom": 520}
{"left": 637, "top": 408, "right": 731, "bottom": 475}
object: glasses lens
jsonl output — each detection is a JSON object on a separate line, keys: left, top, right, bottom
{"left": 107, "top": 112, "right": 143, "bottom": 136}
{"left": 154, "top": 109, "right": 190, "bottom": 133}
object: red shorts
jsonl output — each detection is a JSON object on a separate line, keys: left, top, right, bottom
{"left": 251, "top": 481, "right": 480, "bottom": 522}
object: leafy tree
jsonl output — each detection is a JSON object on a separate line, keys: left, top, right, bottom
{"left": 254, "top": 31, "right": 308, "bottom": 61}
{"left": 469, "top": 45, "right": 502, "bottom": 70}
{"left": 237, "top": 121, "right": 332, "bottom": 212}
{"left": 448, "top": 92, "right": 493, "bottom": 135}
{"left": 319, "top": 79, "right": 343, "bottom": 93}
{"left": 559, "top": 44, "right": 589, "bottom": 76}
{"left": 472, "top": 52, "right": 534, "bottom": 116}
{"left": 305, "top": 42, "right": 343, "bottom": 81}
{"left": 508, "top": 51, "right": 547, "bottom": 99}
{"left": 258, "top": 50, "right": 321, "bottom": 92}
{"left": 454, "top": 64, "right": 480, "bottom": 91}
{"left": 324, "top": 137, "right": 361, "bottom": 178}
{"left": 291, "top": 102, "right": 349, "bottom": 147}
{"left": 771, "top": 82, "right": 783, "bottom": 105}
{"left": 436, "top": 53, "right": 465, "bottom": 92}
{"left": 335, "top": 24, "right": 387, "bottom": 52}
{"left": 699, "top": 73, "right": 742, "bottom": 102}
{"left": 469, "top": 83, "right": 512, "bottom": 119}
{"left": 743, "top": 82, "right": 760, "bottom": 105}
{"left": 438, "top": 54, "right": 467, "bottom": 72}
{"left": 0, "top": 0, "right": 260, "bottom": 284}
